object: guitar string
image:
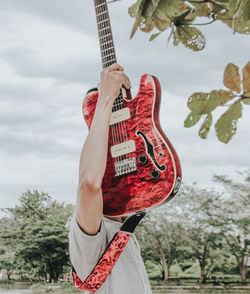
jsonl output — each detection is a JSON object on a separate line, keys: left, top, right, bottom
{"left": 96, "top": 0, "right": 131, "bottom": 174}
{"left": 98, "top": 2, "right": 123, "bottom": 166}
{"left": 117, "top": 92, "right": 127, "bottom": 163}
{"left": 95, "top": 0, "right": 119, "bottom": 169}
{"left": 100, "top": 5, "right": 125, "bottom": 165}
{"left": 116, "top": 91, "right": 125, "bottom": 163}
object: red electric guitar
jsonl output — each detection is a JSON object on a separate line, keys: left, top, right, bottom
{"left": 82, "top": 0, "right": 182, "bottom": 217}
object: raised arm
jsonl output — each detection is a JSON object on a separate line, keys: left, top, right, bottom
{"left": 76, "top": 63, "right": 131, "bottom": 235}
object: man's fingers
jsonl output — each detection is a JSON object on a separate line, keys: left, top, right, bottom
{"left": 123, "top": 72, "right": 132, "bottom": 89}
{"left": 108, "top": 63, "right": 124, "bottom": 72}
{"left": 112, "top": 71, "right": 131, "bottom": 89}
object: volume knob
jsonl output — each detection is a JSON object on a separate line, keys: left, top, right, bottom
{"left": 138, "top": 155, "right": 148, "bottom": 165}
{"left": 150, "top": 169, "right": 160, "bottom": 179}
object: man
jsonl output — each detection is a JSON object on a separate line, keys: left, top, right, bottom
{"left": 68, "top": 63, "right": 152, "bottom": 293}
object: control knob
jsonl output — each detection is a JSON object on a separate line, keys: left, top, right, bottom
{"left": 138, "top": 154, "right": 148, "bottom": 165}
{"left": 150, "top": 169, "right": 160, "bottom": 179}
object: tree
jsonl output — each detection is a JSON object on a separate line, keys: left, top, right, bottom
{"left": 0, "top": 248, "right": 15, "bottom": 280}
{"left": 212, "top": 171, "right": 250, "bottom": 283}
{"left": 0, "top": 211, "right": 18, "bottom": 280}
{"left": 136, "top": 208, "right": 188, "bottom": 282}
{"left": 172, "top": 185, "right": 224, "bottom": 283}
{"left": 0, "top": 190, "right": 74, "bottom": 282}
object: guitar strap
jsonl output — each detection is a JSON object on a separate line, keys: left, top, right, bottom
{"left": 72, "top": 211, "right": 145, "bottom": 293}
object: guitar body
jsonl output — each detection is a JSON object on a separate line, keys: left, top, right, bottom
{"left": 82, "top": 74, "right": 182, "bottom": 216}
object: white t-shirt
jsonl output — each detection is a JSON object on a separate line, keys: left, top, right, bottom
{"left": 68, "top": 215, "right": 152, "bottom": 294}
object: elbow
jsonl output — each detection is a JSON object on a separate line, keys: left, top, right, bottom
{"left": 78, "top": 174, "right": 102, "bottom": 194}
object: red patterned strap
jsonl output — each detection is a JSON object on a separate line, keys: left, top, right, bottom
{"left": 73, "top": 231, "right": 131, "bottom": 292}
{"left": 72, "top": 212, "right": 145, "bottom": 293}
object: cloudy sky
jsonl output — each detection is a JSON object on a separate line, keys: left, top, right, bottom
{"left": 0, "top": 0, "right": 249, "bottom": 209}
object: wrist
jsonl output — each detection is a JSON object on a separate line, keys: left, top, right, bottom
{"left": 95, "top": 96, "right": 114, "bottom": 119}
{"left": 98, "top": 94, "right": 115, "bottom": 108}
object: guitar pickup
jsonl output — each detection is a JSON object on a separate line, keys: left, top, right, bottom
{"left": 110, "top": 107, "right": 130, "bottom": 125}
{"left": 111, "top": 140, "right": 136, "bottom": 158}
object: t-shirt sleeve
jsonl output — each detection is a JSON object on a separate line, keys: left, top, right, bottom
{"left": 68, "top": 214, "right": 107, "bottom": 282}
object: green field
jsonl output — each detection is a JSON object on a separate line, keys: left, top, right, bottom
{"left": 1, "top": 282, "right": 250, "bottom": 294}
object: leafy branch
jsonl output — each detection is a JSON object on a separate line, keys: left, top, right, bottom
{"left": 184, "top": 62, "right": 250, "bottom": 143}
{"left": 125, "top": 0, "right": 250, "bottom": 51}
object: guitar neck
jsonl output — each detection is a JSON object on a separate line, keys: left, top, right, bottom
{"left": 94, "top": 0, "right": 117, "bottom": 69}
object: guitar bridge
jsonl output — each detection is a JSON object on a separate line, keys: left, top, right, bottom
{"left": 115, "top": 158, "right": 137, "bottom": 177}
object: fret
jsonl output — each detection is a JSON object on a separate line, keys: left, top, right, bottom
{"left": 100, "top": 40, "right": 113, "bottom": 48}
{"left": 113, "top": 100, "right": 123, "bottom": 106}
{"left": 102, "top": 55, "right": 116, "bottom": 64}
{"left": 99, "top": 30, "right": 110, "bottom": 38}
{"left": 96, "top": 11, "right": 108, "bottom": 17}
{"left": 97, "top": 13, "right": 108, "bottom": 22}
{"left": 101, "top": 44, "right": 114, "bottom": 53}
{"left": 98, "top": 26, "right": 111, "bottom": 33}
{"left": 98, "top": 19, "right": 109, "bottom": 26}
{"left": 94, "top": 0, "right": 118, "bottom": 71}
{"left": 95, "top": 0, "right": 106, "bottom": 3}
{"left": 99, "top": 30, "right": 112, "bottom": 40}
{"left": 112, "top": 101, "right": 124, "bottom": 109}
{"left": 100, "top": 33, "right": 112, "bottom": 42}
{"left": 95, "top": 3, "right": 107, "bottom": 14}
{"left": 101, "top": 46, "right": 114, "bottom": 54}
{"left": 95, "top": 3, "right": 106, "bottom": 8}
{"left": 102, "top": 52, "right": 115, "bottom": 58}
{"left": 102, "top": 51, "right": 115, "bottom": 58}
{"left": 97, "top": 21, "right": 110, "bottom": 31}
{"left": 101, "top": 44, "right": 114, "bottom": 52}
{"left": 103, "top": 58, "right": 116, "bottom": 65}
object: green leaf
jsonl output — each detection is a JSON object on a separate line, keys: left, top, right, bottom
{"left": 223, "top": 63, "right": 241, "bottom": 93}
{"left": 187, "top": 90, "right": 235, "bottom": 115}
{"left": 215, "top": 101, "right": 242, "bottom": 143}
{"left": 183, "top": 9, "right": 197, "bottom": 24}
{"left": 173, "top": 28, "right": 181, "bottom": 46}
{"left": 184, "top": 112, "right": 202, "bottom": 128}
{"left": 228, "top": 0, "right": 241, "bottom": 15}
{"left": 242, "top": 98, "right": 250, "bottom": 105}
{"left": 199, "top": 113, "right": 212, "bottom": 139}
{"left": 151, "top": 0, "right": 161, "bottom": 8}
{"left": 242, "top": 61, "right": 250, "bottom": 96}
{"left": 153, "top": 9, "right": 172, "bottom": 31}
{"left": 130, "top": 0, "right": 145, "bottom": 38}
{"left": 219, "top": 8, "right": 250, "bottom": 34}
{"left": 156, "top": 0, "right": 186, "bottom": 19}
{"left": 209, "top": 89, "right": 235, "bottom": 106}
{"left": 188, "top": 92, "right": 214, "bottom": 114}
{"left": 191, "top": 2, "right": 213, "bottom": 17}
{"left": 233, "top": 0, "right": 249, "bottom": 33}
{"left": 142, "top": 0, "right": 159, "bottom": 17}
{"left": 140, "top": 16, "right": 154, "bottom": 32}
{"left": 128, "top": 0, "right": 143, "bottom": 17}
{"left": 176, "top": 26, "right": 206, "bottom": 51}
{"left": 149, "top": 32, "right": 161, "bottom": 41}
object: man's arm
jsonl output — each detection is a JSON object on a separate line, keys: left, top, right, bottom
{"left": 76, "top": 63, "right": 131, "bottom": 235}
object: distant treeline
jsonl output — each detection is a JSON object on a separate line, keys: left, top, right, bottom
{"left": 135, "top": 171, "right": 250, "bottom": 284}
{"left": 0, "top": 171, "right": 249, "bottom": 284}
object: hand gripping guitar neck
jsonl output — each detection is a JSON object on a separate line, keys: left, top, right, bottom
{"left": 72, "top": 212, "right": 145, "bottom": 293}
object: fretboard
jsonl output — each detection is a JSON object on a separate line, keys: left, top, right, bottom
{"left": 94, "top": 0, "right": 117, "bottom": 69}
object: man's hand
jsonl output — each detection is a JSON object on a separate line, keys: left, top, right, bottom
{"left": 98, "top": 63, "right": 131, "bottom": 105}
